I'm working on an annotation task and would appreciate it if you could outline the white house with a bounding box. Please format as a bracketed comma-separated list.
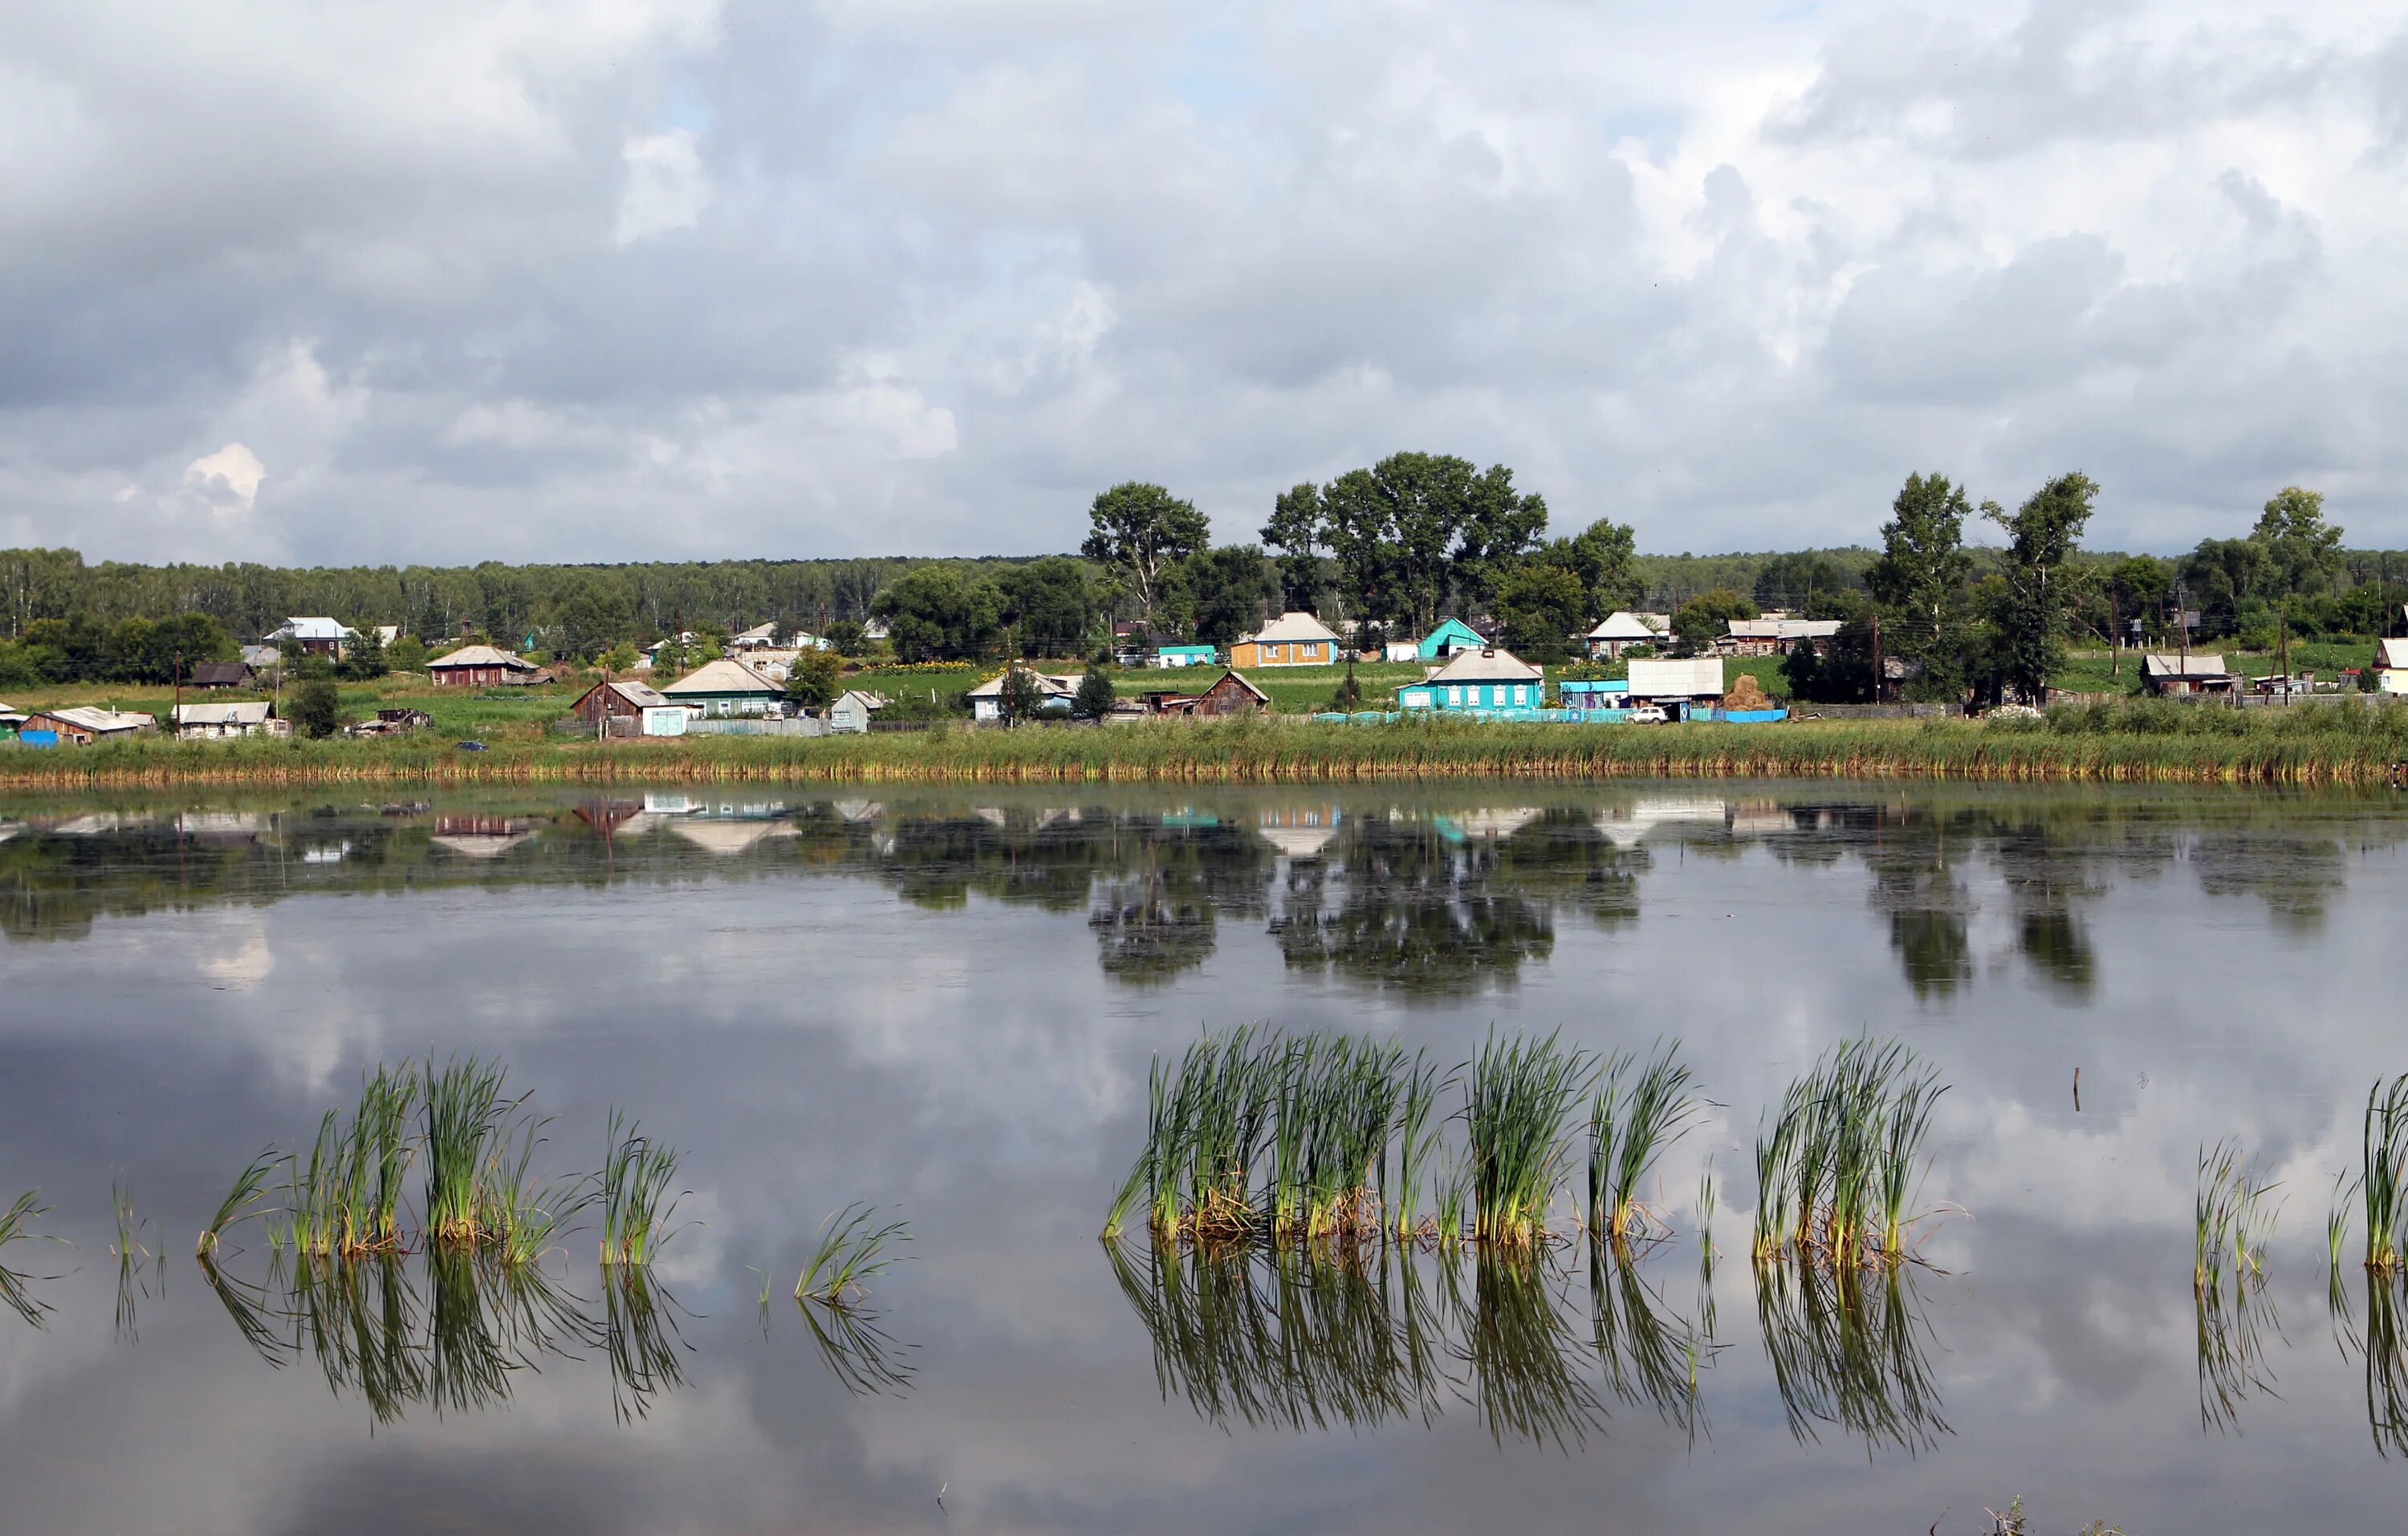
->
[172, 701, 283, 739]
[1586, 611, 1667, 659]
[825, 690, 882, 733]
[2379, 638, 2408, 695]
[1626, 657, 1726, 719]
[264, 617, 360, 657]
[966, 670, 1080, 720]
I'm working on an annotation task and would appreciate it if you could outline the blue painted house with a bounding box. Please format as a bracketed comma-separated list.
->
[1417, 618, 1485, 661]
[1397, 646, 1547, 715]
[1152, 645, 1216, 668]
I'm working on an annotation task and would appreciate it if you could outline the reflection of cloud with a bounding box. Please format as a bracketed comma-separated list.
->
[199, 925, 275, 990]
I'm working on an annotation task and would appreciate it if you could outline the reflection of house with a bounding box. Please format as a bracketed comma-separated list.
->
[1230, 612, 1340, 668]
[176, 811, 271, 841]
[668, 818, 792, 856]
[2141, 654, 2235, 697]
[172, 701, 283, 739]
[1595, 793, 1739, 847]
[2377, 638, 2408, 695]
[22, 707, 157, 744]
[1257, 805, 1342, 859]
[428, 813, 539, 859]
[663, 658, 786, 717]
[1397, 648, 1545, 714]
[265, 617, 359, 657]
[1626, 658, 1725, 719]
[1718, 617, 1842, 658]
[1586, 611, 1666, 660]
[1434, 807, 1543, 842]
[966, 670, 1079, 721]
[428, 645, 539, 688]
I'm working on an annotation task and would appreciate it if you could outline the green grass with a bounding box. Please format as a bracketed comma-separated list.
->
[2346, 1075, 2408, 1273]
[1586, 1041, 1701, 1244]
[1465, 1029, 1590, 1248]
[2194, 1138, 2279, 1294]
[599, 1110, 685, 1265]
[1752, 1038, 1948, 1268]
[794, 1204, 912, 1307]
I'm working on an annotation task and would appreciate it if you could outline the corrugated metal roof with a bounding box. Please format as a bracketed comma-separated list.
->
[1242, 611, 1340, 644]
[966, 670, 1079, 699]
[173, 702, 273, 726]
[1587, 611, 1662, 639]
[428, 645, 534, 670]
[2378, 638, 2408, 669]
[662, 658, 784, 695]
[36, 706, 155, 731]
[269, 617, 358, 641]
[1627, 658, 1725, 696]
[1425, 646, 1543, 683]
[2142, 653, 2227, 677]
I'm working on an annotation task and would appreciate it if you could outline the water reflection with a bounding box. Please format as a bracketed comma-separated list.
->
[1106, 1239, 1719, 1449]
[1753, 1261, 1950, 1455]
[2329, 1272, 2408, 1457]
[194, 1250, 689, 1425]
[3, 784, 2402, 1004]
[2198, 1278, 2284, 1433]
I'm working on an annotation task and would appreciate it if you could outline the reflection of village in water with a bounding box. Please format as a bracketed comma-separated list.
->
[1106, 1237, 1951, 1454]
[0, 787, 2378, 998]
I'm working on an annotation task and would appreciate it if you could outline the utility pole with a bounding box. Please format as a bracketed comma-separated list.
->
[2278, 598, 2289, 694]
[1870, 611, 1883, 705]
[2109, 587, 2120, 678]
[173, 650, 183, 739]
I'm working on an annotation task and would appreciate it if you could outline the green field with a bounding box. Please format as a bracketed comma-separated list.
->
[2046, 642, 2377, 697]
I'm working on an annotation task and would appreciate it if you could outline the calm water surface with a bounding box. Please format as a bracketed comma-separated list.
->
[0, 780, 2402, 1533]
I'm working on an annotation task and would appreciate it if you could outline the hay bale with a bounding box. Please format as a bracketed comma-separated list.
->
[1725, 673, 1772, 711]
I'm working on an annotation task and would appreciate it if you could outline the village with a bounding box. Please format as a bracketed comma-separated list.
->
[3, 603, 2402, 748]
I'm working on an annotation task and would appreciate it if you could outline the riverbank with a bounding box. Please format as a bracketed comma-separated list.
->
[6, 700, 2408, 788]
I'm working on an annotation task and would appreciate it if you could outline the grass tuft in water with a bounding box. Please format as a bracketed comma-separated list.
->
[599, 1110, 685, 1265]
[0, 1190, 58, 1327]
[1753, 1037, 1950, 1269]
[1465, 1029, 1591, 1249]
[1584, 1041, 1700, 1245]
[795, 1204, 912, 1307]
[2194, 1138, 2280, 1295]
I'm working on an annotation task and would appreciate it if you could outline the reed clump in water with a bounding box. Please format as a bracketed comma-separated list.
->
[599, 1110, 685, 1265]
[2341, 1075, 2408, 1274]
[1585, 1041, 1700, 1245]
[0, 1190, 57, 1327]
[1751, 1038, 1948, 1268]
[795, 1204, 911, 1308]
[2194, 1138, 2279, 1294]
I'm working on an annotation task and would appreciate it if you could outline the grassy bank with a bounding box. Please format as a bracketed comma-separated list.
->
[7, 699, 2408, 790]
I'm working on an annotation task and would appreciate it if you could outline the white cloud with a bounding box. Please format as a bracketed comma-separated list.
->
[181, 442, 266, 507]
[615, 128, 711, 243]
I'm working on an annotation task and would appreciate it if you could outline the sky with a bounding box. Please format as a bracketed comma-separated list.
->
[0, 0, 2402, 567]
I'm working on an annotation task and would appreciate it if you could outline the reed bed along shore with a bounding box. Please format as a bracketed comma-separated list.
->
[10, 699, 2408, 791]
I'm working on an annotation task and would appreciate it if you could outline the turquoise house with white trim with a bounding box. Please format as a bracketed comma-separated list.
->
[1397, 646, 1548, 717]
[1417, 618, 1485, 661]
[1152, 645, 1216, 668]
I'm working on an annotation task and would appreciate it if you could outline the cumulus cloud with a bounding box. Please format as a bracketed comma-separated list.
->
[181, 442, 266, 507]
[0, 0, 2403, 563]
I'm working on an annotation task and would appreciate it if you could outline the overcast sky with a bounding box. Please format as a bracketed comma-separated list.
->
[1, 1, 2400, 567]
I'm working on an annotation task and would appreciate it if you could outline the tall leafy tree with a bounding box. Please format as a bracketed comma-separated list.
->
[1320, 467, 1401, 629]
[1080, 483, 1209, 625]
[998, 556, 1096, 658]
[1260, 483, 1326, 612]
[1184, 544, 1275, 647]
[2251, 485, 2344, 598]
[872, 567, 1004, 662]
[1492, 561, 1586, 662]
[1454, 463, 1550, 617]
[1669, 588, 1758, 658]
[1983, 472, 2098, 703]
[1560, 517, 1641, 617]
[1866, 472, 1975, 699]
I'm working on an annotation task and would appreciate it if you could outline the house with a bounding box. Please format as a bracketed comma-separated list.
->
[1230, 612, 1341, 668]
[188, 661, 254, 690]
[375, 707, 432, 731]
[1559, 678, 1633, 715]
[240, 645, 283, 670]
[427, 644, 539, 688]
[0, 703, 25, 737]
[2377, 638, 2408, 695]
[22, 706, 158, 744]
[171, 701, 282, 739]
[571, 678, 673, 727]
[265, 617, 360, 657]
[664, 657, 787, 717]
[1627, 657, 1727, 719]
[1153, 645, 1216, 669]
[825, 690, 882, 734]
[1717, 617, 1845, 658]
[1397, 646, 1547, 714]
[637, 632, 699, 670]
[966, 669, 1080, 720]
[2140, 654, 2235, 697]
[1587, 612, 1667, 659]
[1413, 618, 1487, 662]
[1150, 670, 1270, 717]
[373, 625, 401, 649]
[731, 622, 783, 650]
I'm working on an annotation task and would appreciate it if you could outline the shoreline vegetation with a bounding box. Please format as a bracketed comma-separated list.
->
[8, 699, 2408, 789]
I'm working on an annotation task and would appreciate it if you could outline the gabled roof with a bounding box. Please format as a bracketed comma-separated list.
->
[1242, 611, 1340, 645]
[966, 670, 1079, 699]
[1627, 658, 1726, 697]
[33, 706, 155, 732]
[583, 679, 671, 710]
[189, 661, 252, 686]
[2379, 638, 2408, 669]
[173, 702, 274, 726]
[1588, 611, 1662, 640]
[1425, 646, 1544, 683]
[1422, 618, 1484, 646]
[240, 645, 282, 666]
[269, 617, 359, 641]
[734, 622, 780, 643]
[1207, 669, 1271, 703]
[662, 658, 784, 696]
[1727, 617, 1842, 641]
[2142, 653, 2228, 678]
[428, 644, 535, 671]
[831, 689, 884, 711]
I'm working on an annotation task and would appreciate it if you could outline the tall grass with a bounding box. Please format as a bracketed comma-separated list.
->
[599, 1110, 685, 1265]
[795, 1204, 911, 1307]
[2355, 1076, 2408, 1273]
[2194, 1139, 2280, 1294]
[200, 1147, 277, 1256]
[1585, 1041, 1700, 1244]
[421, 1056, 510, 1248]
[1753, 1038, 1950, 1268]
[1465, 1029, 1590, 1248]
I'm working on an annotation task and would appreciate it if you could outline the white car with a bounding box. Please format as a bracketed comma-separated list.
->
[1627, 705, 1670, 724]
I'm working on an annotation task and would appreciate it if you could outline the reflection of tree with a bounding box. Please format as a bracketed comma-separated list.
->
[1272, 816, 1552, 996]
[1991, 822, 2105, 996]
[2194, 832, 2346, 937]
[1494, 813, 1650, 931]
[1754, 1261, 1950, 1455]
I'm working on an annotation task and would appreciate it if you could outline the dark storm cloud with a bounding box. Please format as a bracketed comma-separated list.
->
[0, 0, 2400, 564]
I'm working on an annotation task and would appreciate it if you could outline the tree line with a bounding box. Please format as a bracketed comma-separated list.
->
[2, 459, 2401, 687]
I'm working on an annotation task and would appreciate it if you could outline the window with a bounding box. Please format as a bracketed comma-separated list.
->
[1447, 687, 1462, 706]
